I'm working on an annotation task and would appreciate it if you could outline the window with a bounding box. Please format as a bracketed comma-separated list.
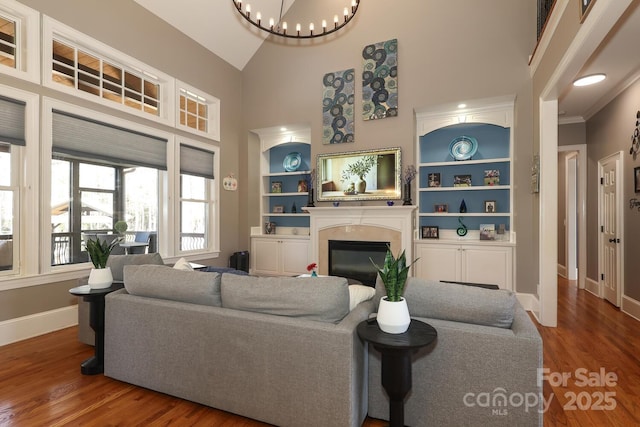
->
[0, 1, 39, 82]
[43, 16, 174, 126]
[0, 93, 26, 274]
[179, 142, 217, 253]
[50, 109, 165, 266]
[177, 81, 220, 141]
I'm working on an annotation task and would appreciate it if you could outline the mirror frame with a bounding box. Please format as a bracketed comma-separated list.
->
[316, 147, 402, 202]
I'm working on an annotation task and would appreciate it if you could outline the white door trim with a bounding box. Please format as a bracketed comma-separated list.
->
[558, 144, 587, 289]
[597, 151, 624, 307]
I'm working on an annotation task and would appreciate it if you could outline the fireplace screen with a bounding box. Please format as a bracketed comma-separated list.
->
[328, 240, 389, 286]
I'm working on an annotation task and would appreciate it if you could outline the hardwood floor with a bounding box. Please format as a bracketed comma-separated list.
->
[0, 277, 638, 426]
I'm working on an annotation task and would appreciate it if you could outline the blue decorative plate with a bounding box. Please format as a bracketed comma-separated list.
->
[449, 136, 478, 161]
[283, 152, 302, 172]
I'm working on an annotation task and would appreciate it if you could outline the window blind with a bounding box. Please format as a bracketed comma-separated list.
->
[0, 95, 26, 146]
[52, 109, 167, 170]
[180, 144, 215, 179]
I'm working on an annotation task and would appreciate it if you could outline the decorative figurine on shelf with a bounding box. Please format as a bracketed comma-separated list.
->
[456, 217, 468, 237]
[459, 199, 467, 213]
[292, 202, 297, 213]
[402, 165, 417, 205]
[307, 262, 318, 277]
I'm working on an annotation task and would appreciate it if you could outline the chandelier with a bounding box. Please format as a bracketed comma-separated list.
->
[232, 0, 360, 39]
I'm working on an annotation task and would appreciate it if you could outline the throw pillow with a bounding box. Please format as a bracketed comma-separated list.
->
[173, 257, 194, 271]
[123, 264, 222, 307]
[349, 285, 376, 311]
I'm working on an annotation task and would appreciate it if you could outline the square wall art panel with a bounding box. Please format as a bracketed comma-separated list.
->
[322, 68, 355, 144]
[362, 38, 398, 121]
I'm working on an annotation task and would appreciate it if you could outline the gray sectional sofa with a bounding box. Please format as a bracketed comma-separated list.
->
[101, 266, 542, 427]
[104, 267, 374, 427]
[368, 277, 543, 426]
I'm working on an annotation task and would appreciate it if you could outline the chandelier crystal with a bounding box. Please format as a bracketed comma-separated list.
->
[232, 0, 360, 39]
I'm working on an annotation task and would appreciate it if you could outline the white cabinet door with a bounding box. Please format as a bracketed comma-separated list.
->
[251, 238, 280, 275]
[413, 242, 513, 290]
[280, 239, 310, 276]
[461, 245, 513, 290]
[414, 243, 461, 282]
[251, 237, 310, 276]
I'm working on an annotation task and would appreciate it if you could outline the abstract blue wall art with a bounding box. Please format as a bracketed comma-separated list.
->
[362, 38, 398, 121]
[322, 68, 355, 144]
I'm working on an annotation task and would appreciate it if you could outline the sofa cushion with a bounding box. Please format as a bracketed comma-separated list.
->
[107, 253, 164, 282]
[123, 264, 222, 307]
[221, 274, 350, 323]
[402, 278, 516, 329]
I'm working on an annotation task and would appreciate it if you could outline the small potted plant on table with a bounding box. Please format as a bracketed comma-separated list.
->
[86, 236, 121, 289]
[371, 247, 417, 334]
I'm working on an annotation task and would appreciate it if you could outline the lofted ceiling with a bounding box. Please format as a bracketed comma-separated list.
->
[134, 0, 640, 122]
[133, 0, 296, 71]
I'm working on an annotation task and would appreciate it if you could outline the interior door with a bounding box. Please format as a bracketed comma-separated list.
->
[599, 154, 621, 306]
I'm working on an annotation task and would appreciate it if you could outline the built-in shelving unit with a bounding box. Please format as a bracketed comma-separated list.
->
[413, 96, 516, 289]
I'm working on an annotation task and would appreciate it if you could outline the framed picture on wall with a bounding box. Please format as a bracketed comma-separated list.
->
[635, 166, 640, 193]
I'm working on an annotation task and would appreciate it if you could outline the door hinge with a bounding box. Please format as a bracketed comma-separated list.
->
[600, 177, 604, 185]
[601, 273, 605, 281]
[601, 225, 604, 232]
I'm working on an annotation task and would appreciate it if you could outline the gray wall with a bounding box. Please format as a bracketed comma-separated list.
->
[585, 78, 640, 301]
[241, 0, 538, 294]
[0, 0, 243, 321]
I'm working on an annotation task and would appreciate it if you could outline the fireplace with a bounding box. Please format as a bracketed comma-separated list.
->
[329, 240, 389, 286]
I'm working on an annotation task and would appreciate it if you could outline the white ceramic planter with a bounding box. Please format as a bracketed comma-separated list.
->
[88, 267, 113, 289]
[376, 297, 410, 334]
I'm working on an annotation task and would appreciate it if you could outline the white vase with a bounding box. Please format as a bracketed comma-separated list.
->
[88, 267, 113, 289]
[376, 296, 411, 334]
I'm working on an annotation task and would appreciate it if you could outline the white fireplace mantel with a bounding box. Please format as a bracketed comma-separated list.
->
[304, 206, 416, 270]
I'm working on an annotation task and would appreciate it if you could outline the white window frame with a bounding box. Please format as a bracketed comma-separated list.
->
[175, 137, 220, 257]
[0, 84, 39, 290]
[41, 16, 175, 127]
[176, 80, 220, 141]
[40, 97, 176, 275]
[0, 0, 40, 83]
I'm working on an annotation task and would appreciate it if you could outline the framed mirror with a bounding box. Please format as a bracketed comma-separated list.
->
[317, 147, 402, 201]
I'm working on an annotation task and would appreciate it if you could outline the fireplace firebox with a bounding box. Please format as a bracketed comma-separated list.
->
[328, 240, 389, 287]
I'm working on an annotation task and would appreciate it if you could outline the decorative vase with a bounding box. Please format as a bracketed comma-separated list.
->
[403, 183, 412, 205]
[307, 189, 315, 207]
[356, 177, 366, 194]
[88, 267, 113, 289]
[311, 270, 318, 277]
[376, 297, 411, 334]
[459, 199, 467, 213]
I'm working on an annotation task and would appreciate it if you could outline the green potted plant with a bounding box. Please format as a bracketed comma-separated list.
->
[86, 236, 121, 289]
[371, 246, 418, 333]
[341, 155, 378, 194]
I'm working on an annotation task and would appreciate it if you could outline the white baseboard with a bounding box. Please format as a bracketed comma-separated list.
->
[557, 263, 567, 278]
[585, 277, 599, 296]
[0, 305, 78, 347]
[622, 295, 640, 322]
[517, 292, 540, 313]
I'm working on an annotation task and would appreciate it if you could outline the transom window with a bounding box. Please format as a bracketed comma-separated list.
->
[0, 15, 16, 70]
[52, 39, 160, 116]
[180, 89, 208, 133]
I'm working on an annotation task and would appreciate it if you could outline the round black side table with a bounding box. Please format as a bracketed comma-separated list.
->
[358, 319, 437, 427]
[69, 283, 123, 375]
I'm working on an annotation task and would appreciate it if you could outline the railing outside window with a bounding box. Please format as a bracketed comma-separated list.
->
[537, 0, 556, 40]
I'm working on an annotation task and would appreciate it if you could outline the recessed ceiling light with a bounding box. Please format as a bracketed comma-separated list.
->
[280, 127, 288, 131]
[573, 73, 606, 87]
[457, 103, 467, 109]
